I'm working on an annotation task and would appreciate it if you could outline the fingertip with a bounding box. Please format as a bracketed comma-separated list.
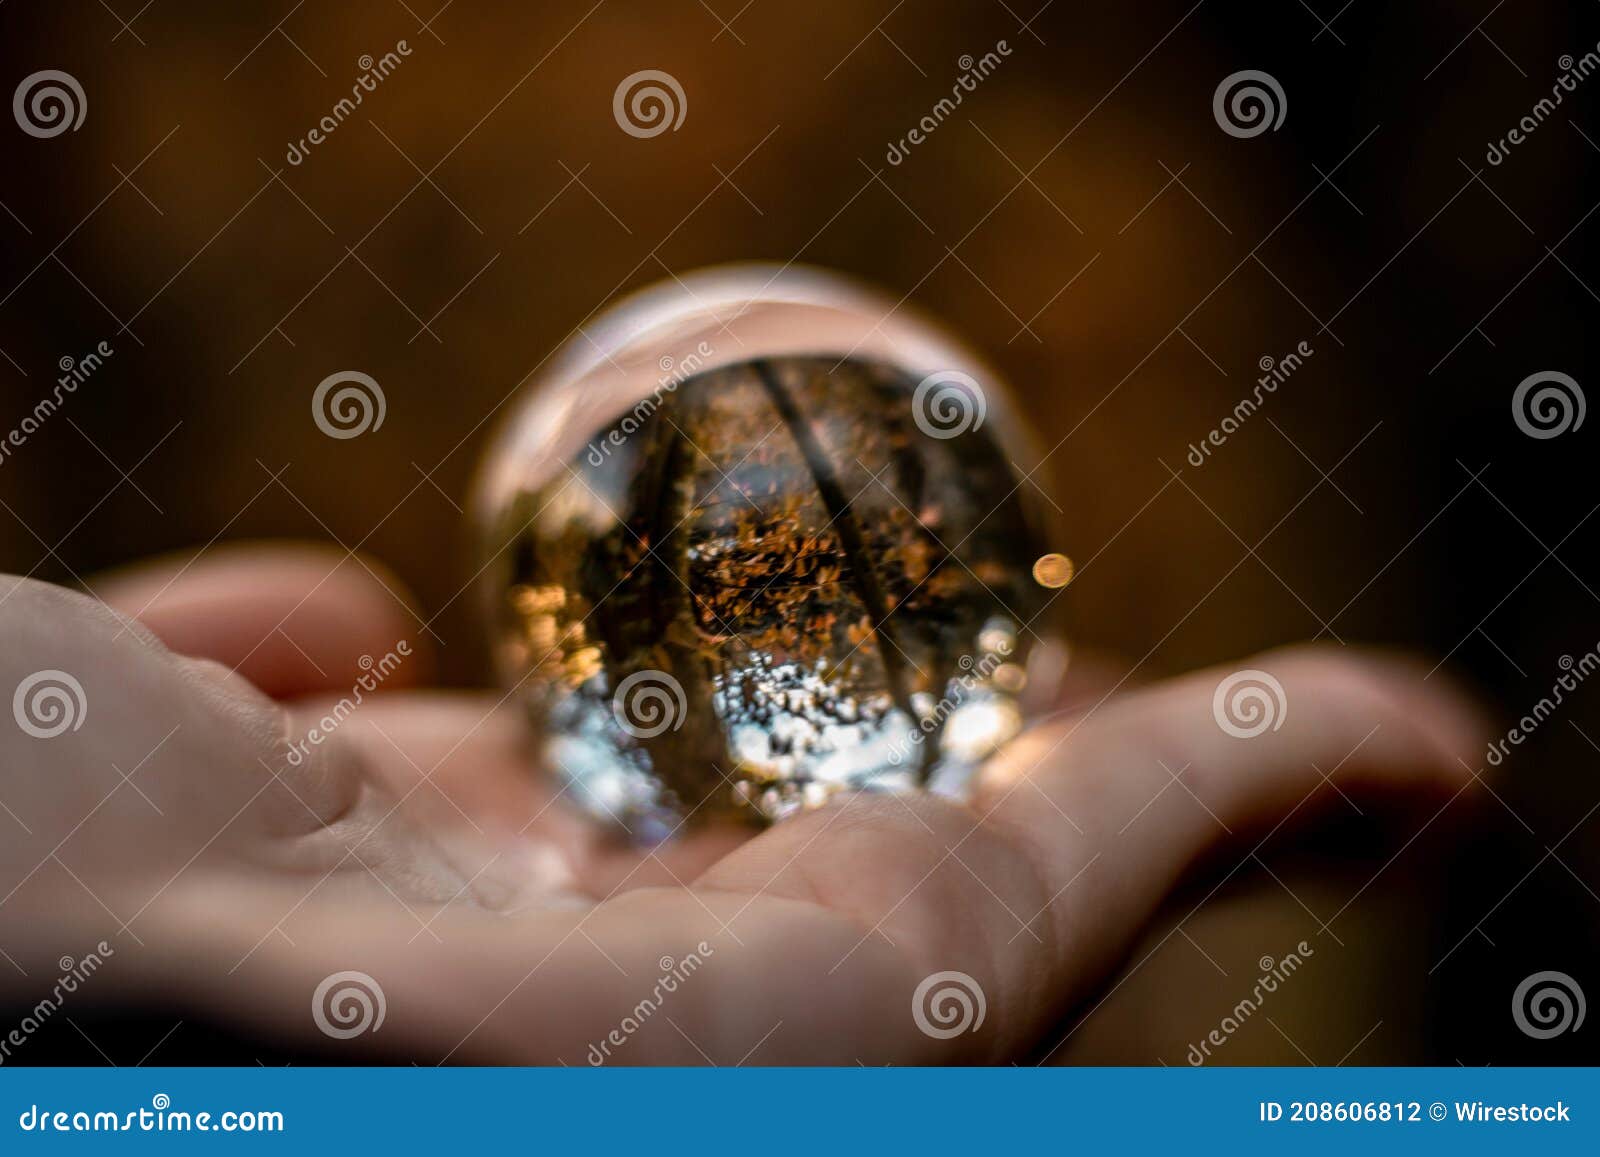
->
[95, 540, 433, 698]
[1240, 644, 1491, 789]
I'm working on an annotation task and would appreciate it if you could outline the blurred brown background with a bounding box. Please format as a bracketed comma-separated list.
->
[2, 1, 1597, 1064]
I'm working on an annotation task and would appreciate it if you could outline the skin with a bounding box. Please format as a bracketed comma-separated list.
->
[0, 543, 1487, 1064]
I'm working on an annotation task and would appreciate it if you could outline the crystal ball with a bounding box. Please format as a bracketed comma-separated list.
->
[472, 265, 1068, 838]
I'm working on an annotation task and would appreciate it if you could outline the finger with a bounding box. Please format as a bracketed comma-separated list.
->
[971, 647, 1484, 995]
[94, 541, 431, 699]
[0, 575, 369, 882]
[0, 575, 452, 1023]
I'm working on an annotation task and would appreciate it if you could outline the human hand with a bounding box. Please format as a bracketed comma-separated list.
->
[0, 544, 1486, 1064]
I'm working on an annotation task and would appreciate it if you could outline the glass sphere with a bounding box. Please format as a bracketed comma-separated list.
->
[472, 264, 1068, 839]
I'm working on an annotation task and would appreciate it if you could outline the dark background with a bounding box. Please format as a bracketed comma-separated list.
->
[1, 1, 1595, 1064]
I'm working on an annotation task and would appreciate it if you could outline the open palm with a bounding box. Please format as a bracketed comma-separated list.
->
[0, 544, 1484, 1064]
